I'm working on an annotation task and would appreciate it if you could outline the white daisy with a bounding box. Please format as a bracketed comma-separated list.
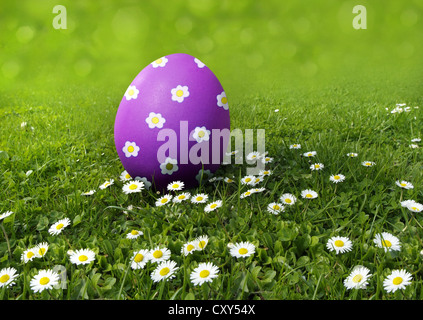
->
[145, 112, 166, 129]
[224, 177, 235, 183]
[151, 260, 178, 282]
[346, 153, 358, 157]
[250, 176, 264, 186]
[261, 156, 273, 164]
[289, 144, 301, 149]
[329, 174, 345, 183]
[192, 126, 211, 143]
[120, 170, 132, 182]
[35, 242, 49, 258]
[81, 190, 96, 196]
[240, 175, 255, 185]
[310, 163, 324, 171]
[155, 194, 173, 207]
[122, 141, 140, 158]
[134, 177, 152, 190]
[406, 201, 423, 213]
[240, 190, 254, 199]
[194, 235, 209, 251]
[122, 180, 144, 194]
[194, 57, 205, 68]
[252, 187, 266, 193]
[0, 211, 13, 221]
[0, 267, 18, 288]
[131, 249, 150, 270]
[151, 56, 168, 68]
[171, 85, 189, 103]
[344, 266, 372, 290]
[167, 180, 185, 191]
[259, 170, 272, 177]
[48, 218, 71, 236]
[190, 262, 219, 286]
[204, 200, 223, 213]
[395, 180, 414, 190]
[21, 247, 37, 263]
[150, 247, 171, 263]
[124, 85, 139, 100]
[383, 269, 413, 293]
[230, 241, 256, 258]
[99, 179, 114, 189]
[246, 152, 260, 161]
[172, 192, 191, 203]
[411, 138, 421, 142]
[181, 241, 197, 256]
[303, 151, 316, 157]
[301, 189, 318, 199]
[216, 91, 229, 110]
[279, 193, 297, 206]
[400, 199, 417, 208]
[69, 248, 96, 265]
[30, 269, 60, 293]
[160, 157, 178, 175]
[326, 236, 353, 254]
[267, 202, 285, 215]
[126, 229, 143, 239]
[373, 232, 401, 252]
[191, 193, 208, 204]
[410, 144, 419, 149]
[362, 161, 375, 167]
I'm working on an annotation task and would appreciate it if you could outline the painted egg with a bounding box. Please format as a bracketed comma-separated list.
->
[114, 53, 231, 192]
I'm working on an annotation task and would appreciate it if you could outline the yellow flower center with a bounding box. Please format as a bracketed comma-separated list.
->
[155, 58, 163, 64]
[263, 171, 269, 175]
[393, 277, 403, 285]
[285, 199, 292, 203]
[411, 207, 418, 211]
[334, 175, 340, 180]
[56, 223, 64, 230]
[352, 274, 363, 283]
[172, 184, 179, 189]
[245, 192, 251, 196]
[245, 178, 251, 182]
[125, 173, 131, 179]
[151, 117, 159, 124]
[334, 240, 344, 247]
[153, 250, 163, 259]
[127, 145, 135, 153]
[198, 130, 205, 138]
[159, 267, 170, 276]
[176, 89, 184, 97]
[196, 196, 203, 201]
[166, 163, 173, 170]
[306, 194, 313, 198]
[198, 241, 207, 249]
[239, 248, 248, 255]
[134, 253, 144, 263]
[161, 198, 168, 204]
[27, 251, 34, 259]
[129, 184, 138, 190]
[130, 230, 139, 235]
[210, 204, 217, 209]
[315, 164, 320, 168]
[273, 205, 280, 210]
[0, 274, 10, 283]
[186, 244, 195, 251]
[178, 195, 186, 200]
[128, 89, 134, 96]
[38, 248, 46, 256]
[199, 270, 210, 278]
[381, 240, 392, 247]
[79, 255, 88, 262]
[221, 97, 228, 104]
[366, 162, 371, 166]
[400, 183, 407, 187]
[39, 277, 50, 285]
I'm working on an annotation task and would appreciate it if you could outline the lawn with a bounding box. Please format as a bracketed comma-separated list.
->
[1, 0, 423, 301]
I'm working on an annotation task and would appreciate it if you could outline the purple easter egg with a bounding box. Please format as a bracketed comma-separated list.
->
[114, 53, 231, 192]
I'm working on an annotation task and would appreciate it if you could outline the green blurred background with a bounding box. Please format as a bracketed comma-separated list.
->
[1, 0, 422, 102]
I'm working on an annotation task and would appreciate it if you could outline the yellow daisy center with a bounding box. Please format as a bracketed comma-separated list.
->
[172, 184, 179, 189]
[381, 240, 392, 247]
[393, 277, 403, 285]
[366, 162, 371, 166]
[130, 230, 139, 235]
[315, 164, 320, 168]
[198, 241, 207, 249]
[178, 195, 186, 200]
[239, 248, 248, 255]
[352, 274, 363, 283]
[134, 253, 144, 263]
[186, 244, 195, 251]
[129, 184, 138, 190]
[155, 58, 163, 64]
[127, 145, 135, 153]
[273, 205, 280, 210]
[27, 251, 34, 259]
[125, 173, 131, 179]
[128, 89, 134, 96]
[39, 277, 50, 285]
[56, 223, 64, 230]
[198, 130, 205, 138]
[245, 178, 251, 182]
[196, 196, 203, 201]
[245, 192, 251, 196]
[263, 171, 269, 175]
[199, 270, 210, 278]
[79, 255, 88, 262]
[38, 248, 46, 256]
[334, 175, 340, 180]
[176, 89, 184, 97]
[161, 198, 168, 204]
[159, 267, 170, 276]
[153, 250, 163, 259]
[411, 207, 418, 211]
[334, 240, 344, 247]
[285, 199, 292, 204]
[0, 274, 10, 283]
[151, 117, 160, 124]
[306, 194, 313, 198]
[210, 204, 217, 209]
[400, 183, 407, 186]
[221, 97, 228, 104]
[166, 163, 173, 170]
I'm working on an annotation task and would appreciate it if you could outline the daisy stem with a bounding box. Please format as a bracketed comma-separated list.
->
[0, 223, 11, 259]
[216, 210, 232, 242]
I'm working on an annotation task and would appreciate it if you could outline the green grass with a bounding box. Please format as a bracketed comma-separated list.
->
[1, 0, 423, 301]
